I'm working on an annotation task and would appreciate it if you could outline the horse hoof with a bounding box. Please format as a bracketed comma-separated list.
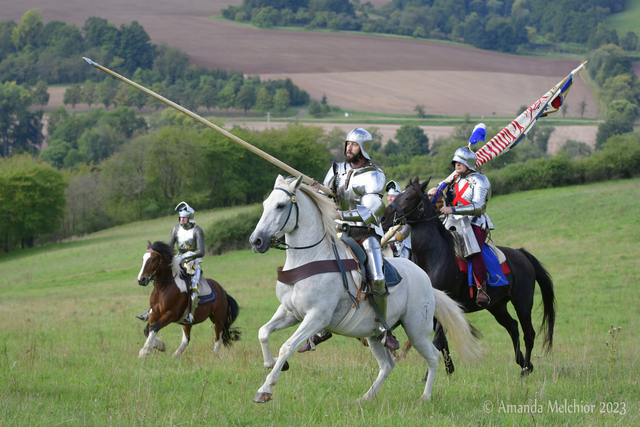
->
[138, 351, 149, 358]
[155, 341, 166, 352]
[520, 366, 533, 376]
[419, 394, 431, 402]
[281, 361, 290, 372]
[172, 352, 181, 359]
[253, 392, 272, 403]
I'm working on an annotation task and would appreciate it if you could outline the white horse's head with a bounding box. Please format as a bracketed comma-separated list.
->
[250, 175, 338, 253]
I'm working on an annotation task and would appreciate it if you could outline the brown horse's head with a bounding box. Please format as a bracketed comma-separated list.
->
[138, 241, 175, 286]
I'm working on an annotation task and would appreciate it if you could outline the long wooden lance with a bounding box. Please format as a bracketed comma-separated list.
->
[82, 57, 335, 196]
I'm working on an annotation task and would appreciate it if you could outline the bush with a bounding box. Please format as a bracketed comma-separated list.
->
[205, 206, 263, 255]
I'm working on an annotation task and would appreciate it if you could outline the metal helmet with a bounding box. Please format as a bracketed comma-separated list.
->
[345, 127, 372, 160]
[452, 146, 478, 171]
[385, 180, 401, 196]
[175, 201, 195, 221]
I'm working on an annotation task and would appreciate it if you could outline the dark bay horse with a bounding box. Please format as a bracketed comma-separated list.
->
[137, 241, 240, 358]
[380, 178, 555, 376]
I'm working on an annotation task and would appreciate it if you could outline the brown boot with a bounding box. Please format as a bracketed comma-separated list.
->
[298, 332, 333, 353]
[476, 282, 490, 306]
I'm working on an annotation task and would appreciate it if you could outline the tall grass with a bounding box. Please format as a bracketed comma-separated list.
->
[0, 179, 638, 425]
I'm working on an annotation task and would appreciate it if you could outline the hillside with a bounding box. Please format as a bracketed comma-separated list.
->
[0, 178, 638, 424]
[1, 2, 597, 117]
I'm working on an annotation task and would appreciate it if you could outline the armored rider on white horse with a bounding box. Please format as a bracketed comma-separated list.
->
[306, 127, 399, 351]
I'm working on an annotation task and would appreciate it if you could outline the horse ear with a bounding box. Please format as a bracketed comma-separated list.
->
[293, 175, 303, 191]
[421, 177, 431, 191]
[147, 240, 151, 249]
[275, 174, 285, 187]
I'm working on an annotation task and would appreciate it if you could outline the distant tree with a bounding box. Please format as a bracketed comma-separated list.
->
[414, 104, 426, 118]
[217, 85, 236, 111]
[113, 83, 133, 108]
[45, 107, 69, 141]
[82, 80, 97, 108]
[147, 83, 167, 111]
[321, 94, 327, 105]
[577, 100, 587, 118]
[0, 21, 17, 61]
[588, 23, 619, 50]
[620, 31, 638, 51]
[11, 8, 43, 50]
[236, 84, 256, 113]
[273, 88, 291, 113]
[39, 139, 73, 168]
[0, 81, 43, 157]
[32, 80, 49, 108]
[118, 21, 154, 74]
[394, 124, 429, 156]
[82, 16, 119, 51]
[309, 101, 322, 116]
[320, 103, 330, 114]
[0, 154, 66, 251]
[596, 99, 638, 149]
[255, 87, 273, 111]
[153, 43, 189, 84]
[197, 85, 217, 112]
[561, 102, 568, 118]
[63, 84, 83, 110]
[98, 79, 118, 109]
[559, 140, 591, 159]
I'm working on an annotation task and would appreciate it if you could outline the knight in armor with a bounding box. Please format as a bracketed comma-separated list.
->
[427, 128, 493, 305]
[384, 180, 412, 260]
[135, 202, 206, 324]
[305, 128, 400, 351]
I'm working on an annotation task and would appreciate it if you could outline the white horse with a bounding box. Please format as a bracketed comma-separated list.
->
[249, 175, 483, 403]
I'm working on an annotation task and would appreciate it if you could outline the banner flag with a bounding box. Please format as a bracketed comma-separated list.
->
[475, 61, 588, 167]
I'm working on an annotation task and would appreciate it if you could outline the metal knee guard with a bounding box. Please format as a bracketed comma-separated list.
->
[362, 236, 386, 295]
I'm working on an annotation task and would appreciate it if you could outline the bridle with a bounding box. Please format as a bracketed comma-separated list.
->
[269, 187, 326, 251]
[390, 182, 441, 226]
[143, 249, 174, 283]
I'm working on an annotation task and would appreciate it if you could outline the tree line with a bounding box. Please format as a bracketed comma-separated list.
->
[0, 9, 310, 113]
[221, 0, 638, 54]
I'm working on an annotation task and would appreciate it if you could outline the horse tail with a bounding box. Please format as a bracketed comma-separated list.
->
[433, 289, 484, 363]
[519, 248, 556, 353]
[222, 293, 241, 347]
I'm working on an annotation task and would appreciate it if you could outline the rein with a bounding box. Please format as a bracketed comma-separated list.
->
[269, 187, 326, 251]
[392, 184, 441, 226]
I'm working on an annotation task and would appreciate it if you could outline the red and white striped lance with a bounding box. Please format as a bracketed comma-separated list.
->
[475, 61, 588, 167]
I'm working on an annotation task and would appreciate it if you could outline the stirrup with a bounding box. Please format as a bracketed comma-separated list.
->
[378, 330, 400, 351]
[475, 288, 490, 306]
[183, 313, 194, 325]
[298, 332, 333, 353]
[135, 308, 151, 322]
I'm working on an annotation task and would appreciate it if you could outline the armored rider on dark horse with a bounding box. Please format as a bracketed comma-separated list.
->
[427, 127, 493, 306]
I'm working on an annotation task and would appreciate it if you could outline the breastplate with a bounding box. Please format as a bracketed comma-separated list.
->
[177, 226, 197, 253]
[334, 165, 383, 211]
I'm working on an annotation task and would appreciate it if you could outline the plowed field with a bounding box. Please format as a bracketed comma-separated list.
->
[4, 1, 598, 117]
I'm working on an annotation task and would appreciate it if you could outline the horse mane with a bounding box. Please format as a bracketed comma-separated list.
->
[281, 177, 339, 240]
[149, 241, 183, 277]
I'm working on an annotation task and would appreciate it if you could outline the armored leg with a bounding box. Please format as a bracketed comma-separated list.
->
[362, 236, 399, 351]
[185, 265, 201, 324]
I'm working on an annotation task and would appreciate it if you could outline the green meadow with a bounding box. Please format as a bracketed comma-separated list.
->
[0, 179, 638, 426]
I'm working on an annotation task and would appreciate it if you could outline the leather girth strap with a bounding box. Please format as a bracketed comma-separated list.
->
[277, 259, 359, 285]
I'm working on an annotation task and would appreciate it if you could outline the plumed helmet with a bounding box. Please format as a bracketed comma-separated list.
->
[452, 147, 478, 171]
[468, 123, 487, 146]
[385, 180, 401, 196]
[345, 127, 372, 160]
[175, 201, 195, 220]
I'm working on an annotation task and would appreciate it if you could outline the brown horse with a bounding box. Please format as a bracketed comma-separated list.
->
[137, 241, 240, 358]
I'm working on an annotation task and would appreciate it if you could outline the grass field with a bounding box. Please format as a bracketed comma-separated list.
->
[606, 0, 640, 38]
[1, 179, 639, 426]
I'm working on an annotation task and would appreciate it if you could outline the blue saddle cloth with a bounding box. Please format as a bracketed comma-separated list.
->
[383, 260, 403, 287]
[468, 245, 509, 288]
